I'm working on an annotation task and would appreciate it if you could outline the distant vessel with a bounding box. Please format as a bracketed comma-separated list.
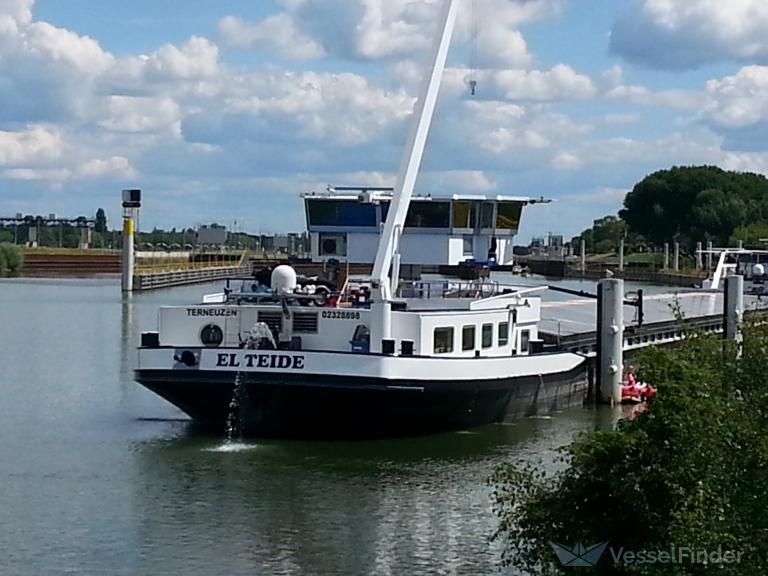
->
[134, 0, 588, 437]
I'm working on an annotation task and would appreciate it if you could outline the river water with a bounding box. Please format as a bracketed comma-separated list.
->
[0, 278, 620, 575]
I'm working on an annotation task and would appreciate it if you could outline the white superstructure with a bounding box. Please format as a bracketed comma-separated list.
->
[304, 187, 547, 266]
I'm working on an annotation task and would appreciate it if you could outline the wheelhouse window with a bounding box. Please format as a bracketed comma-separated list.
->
[498, 322, 509, 346]
[306, 199, 377, 228]
[496, 202, 522, 230]
[452, 201, 471, 228]
[519, 329, 530, 353]
[482, 323, 493, 348]
[462, 325, 475, 351]
[479, 202, 495, 229]
[433, 327, 454, 354]
[405, 201, 451, 228]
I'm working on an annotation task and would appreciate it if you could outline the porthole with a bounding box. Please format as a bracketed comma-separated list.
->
[200, 323, 224, 347]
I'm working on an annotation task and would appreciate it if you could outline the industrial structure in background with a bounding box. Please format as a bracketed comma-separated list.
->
[0, 214, 95, 248]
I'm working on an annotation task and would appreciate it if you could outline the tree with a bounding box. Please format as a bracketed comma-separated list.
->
[0, 243, 23, 276]
[620, 166, 768, 246]
[571, 216, 630, 254]
[730, 223, 768, 248]
[95, 208, 108, 234]
[490, 323, 768, 575]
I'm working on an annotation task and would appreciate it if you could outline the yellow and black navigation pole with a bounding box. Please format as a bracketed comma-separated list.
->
[121, 189, 141, 292]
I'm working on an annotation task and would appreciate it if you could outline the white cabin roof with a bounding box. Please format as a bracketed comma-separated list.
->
[301, 188, 546, 204]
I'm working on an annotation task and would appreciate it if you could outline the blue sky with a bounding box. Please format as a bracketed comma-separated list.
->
[2, 0, 768, 240]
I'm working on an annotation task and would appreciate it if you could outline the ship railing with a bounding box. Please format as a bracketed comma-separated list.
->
[398, 279, 540, 300]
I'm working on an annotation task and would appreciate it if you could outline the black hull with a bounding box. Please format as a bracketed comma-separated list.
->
[136, 366, 588, 438]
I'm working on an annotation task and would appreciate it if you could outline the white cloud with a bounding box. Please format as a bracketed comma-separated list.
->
[607, 84, 707, 110]
[79, 156, 138, 179]
[218, 14, 324, 60]
[143, 36, 220, 80]
[551, 152, 582, 170]
[720, 151, 768, 174]
[493, 64, 597, 101]
[4, 155, 138, 182]
[98, 96, 181, 134]
[601, 64, 624, 87]
[456, 100, 592, 157]
[217, 0, 560, 64]
[703, 65, 768, 127]
[0, 125, 64, 165]
[610, 0, 768, 69]
[0, 0, 33, 25]
[4, 167, 71, 181]
[24, 21, 113, 74]
[210, 70, 415, 146]
[426, 170, 498, 192]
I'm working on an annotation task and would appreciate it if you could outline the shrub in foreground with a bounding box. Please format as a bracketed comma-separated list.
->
[491, 325, 768, 575]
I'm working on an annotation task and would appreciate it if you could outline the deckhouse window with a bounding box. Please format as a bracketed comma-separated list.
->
[433, 327, 454, 354]
[462, 325, 475, 351]
[498, 322, 509, 346]
[482, 323, 493, 348]
[520, 329, 530, 353]
[462, 235, 474, 255]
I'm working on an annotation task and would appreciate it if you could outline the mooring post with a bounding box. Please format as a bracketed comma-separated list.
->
[724, 274, 744, 343]
[122, 214, 134, 292]
[580, 238, 586, 276]
[663, 242, 669, 269]
[706, 240, 713, 271]
[696, 241, 703, 269]
[673, 242, 680, 271]
[619, 238, 625, 272]
[121, 189, 141, 293]
[598, 278, 624, 404]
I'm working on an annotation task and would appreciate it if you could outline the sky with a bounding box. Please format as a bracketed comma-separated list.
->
[1, 0, 768, 240]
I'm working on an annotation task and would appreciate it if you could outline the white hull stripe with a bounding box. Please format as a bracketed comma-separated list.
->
[138, 348, 586, 382]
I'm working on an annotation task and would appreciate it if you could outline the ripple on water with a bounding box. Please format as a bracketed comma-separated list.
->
[202, 441, 260, 453]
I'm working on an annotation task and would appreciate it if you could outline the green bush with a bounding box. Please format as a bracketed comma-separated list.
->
[0, 243, 23, 276]
[490, 323, 768, 575]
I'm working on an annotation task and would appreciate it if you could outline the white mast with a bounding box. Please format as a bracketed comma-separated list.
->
[371, 0, 459, 301]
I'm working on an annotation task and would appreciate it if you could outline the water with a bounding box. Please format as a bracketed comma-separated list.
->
[0, 278, 611, 576]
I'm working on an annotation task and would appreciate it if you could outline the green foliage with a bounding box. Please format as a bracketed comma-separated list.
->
[0, 242, 23, 276]
[730, 223, 768, 249]
[572, 215, 625, 253]
[94, 208, 107, 234]
[620, 166, 768, 246]
[490, 323, 768, 575]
